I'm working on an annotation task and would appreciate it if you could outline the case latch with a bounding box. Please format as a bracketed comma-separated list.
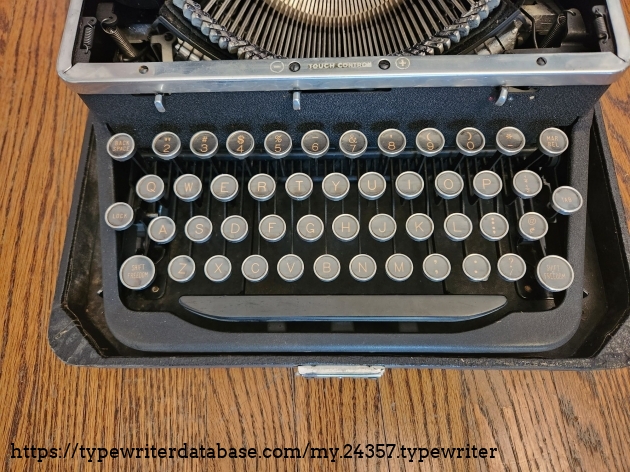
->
[297, 365, 385, 379]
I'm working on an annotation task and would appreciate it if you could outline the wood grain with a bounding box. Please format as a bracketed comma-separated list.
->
[1, 0, 630, 470]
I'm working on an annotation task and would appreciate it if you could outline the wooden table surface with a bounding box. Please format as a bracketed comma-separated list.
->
[2, 1, 630, 470]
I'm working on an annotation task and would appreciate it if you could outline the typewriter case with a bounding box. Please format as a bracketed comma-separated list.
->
[51, 0, 630, 368]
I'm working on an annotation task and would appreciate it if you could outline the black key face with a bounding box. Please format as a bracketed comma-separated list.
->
[119, 255, 155, 290]
[536, 255, 574, 292]
[301, 130, 329, 158]
[174, 174, 203, 202]
[497, 253, 527, 282]
[259, 215, 286, 242]
[313, 255, 340, 282]
[444, 213, 472, 241]
[285, 173, 313, 201]
[462, 254, 491, 282]
[369, 214, 397, 242]
[264, 130, 292, 158]
[297, 214, 324, 242]
[456, 127, 485, 156]
[136, 174, 165, 202]
[242, 255, 269, 282]
[211, 174, 239, 202]
[148, 216, 176, 244]
[496, 127, 525, 156]
[385, 254, 413, 282]
[512, 170, 542, 199]
[277, 254, 304, 282]
[104, 202, 134, 231]
[204, 255, 232, 283]
[423, 254, 451, 282]
[152, 132, 181, 159]
[185, 216, 212, 243]
[349, 254, 377, 282]
[168, 255, 196, 283]
[435, 171, 464, 199]
[539, 127, 569, 157]
[226, 131, 255, 158]
[339, 130, 368, 158]
[479, 212, 509, 241]
[332, 214, 360, 242]
[221, 215, 248, 243]
[395, 171, 424, 200]
[551, 186, 583, 215]
[518, 212, 548, 241]
[415, 128, 445, 157]
[190, 131, 218, 158]
[107, 133, 135, 161]
[473, 170, 502, 199]
[377, 129, 406, 157]
[248, 173, 276, 201]
[358, 172, 386, 200]
[405, 213, 434, 241]
[322, 173, 350, 201]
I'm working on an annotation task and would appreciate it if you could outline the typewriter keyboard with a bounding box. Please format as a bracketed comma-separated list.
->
[104, 126, 582, 322]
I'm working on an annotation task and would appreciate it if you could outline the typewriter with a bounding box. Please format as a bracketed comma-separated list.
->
[51, 0, 630, 366]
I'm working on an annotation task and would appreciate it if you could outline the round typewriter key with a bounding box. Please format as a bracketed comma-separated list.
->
[259, 214, 286, 242]
[104, 202, 134, 231]
[551, 186, 583, 215]
[148, 216, 176, 244]
[536, 255, 574, 292]
[119, 255, 155, 291]
[285, 172, 313, 201]
[152, 131, 181, 160]
[248, 173, 276, 201]
[313, 254, 341, 282]
[423, 253, 451, 282]
[378, 129, 406, 157]
[226, 130, 255, 159]
[339, 130, 368, 158]
[211, 174, 239, 202]
[473, 170, 503, 199]
[519, 212, 548, 241]
[332, 214, 360, 242]
[435, 170, 464, 199]
[190, 130, 218, 158]
[136, 174, 165, 203]
[168, 255, 196, 283]
[358, 172, 386, 200]
[456, 127, 485, 156]
[173, 174, 203, 202]
[497, 253, 527, 282]
[539, 127, 569, 157]
[185, 216, 213, 243]
[405, 213, 434, 241]
[479, 212, 509, 241]
[204, 255, 232, 283]
[369, 214, 397, 242]
[277, 254, 304, 282]
[385, 253, 413, 282]
[496, 127, 526, 156]
[395, 171, 424, 200]
[349, 254, 377, 282]
[264, 130, 292, 159]
[221, 215, 248, 243]
[107, 133, 135, 161]
[296, 214, 324, 242]
[416, 128, 445, 157]
[301, 130, 329, 158]
[444, 213, 472, 241]
[462, 253, 491, 282]
[242, 255, 269, 282]
[322, 173, 350, 201]
[512, 170, 543, 199]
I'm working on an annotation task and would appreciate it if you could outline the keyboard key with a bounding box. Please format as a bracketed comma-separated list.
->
[185, 215, 213, 243]
[518, 212, 548, 241]
[322, 173, 350, 201]
[148, 216, 176, 244]
[301, 130, 329, 158]
[536, 255, 574, 292]
[415, 128, 445, 157]
[435, 170, 464, 199]
[551, 186, 583, 215]
[297, 214, 324, 242]
[385, 253, 413, 282]
[369, 214, 397, 242]
[226, 130, 255, 159]
[221, 215, 248, 242]
[152, 131, 181, 160]
[264, 130, 292, 159]
[378, 128, 406, 157]
[479, 212, 509, 241]
[423, 253, 451, 282]
[497, 253, 527, 282]
[539, 127, 569, 157]
[189, 130, 218, 158]
[512, 170, 543, 199]
[444, 213, 472, 241]
[462, 253, 491, 282]
[173, 174, 203, 202]
[259, 214, 286, 242]
[456, 127, 485, 156]
[313, 254, 341, 282]
[349, 254, 377, 282]
[211, 174, 239, 202]
[473, 170, 502, 199]
[242, 254, 269, 282]
[405, 213, 434, 241]
[332, 214, 360, 242]
[285, 172, 313, 201]
[107, 133, 135, 161]
[358, 171, 386, 200]
[204, 255, 232, 283]
[248, 173, 276, 201]
[136, 174, 165, 202]
[168, 255, 196, 283]
[119, 255, 155, 290]
[339, 130, 368, 158]
[277, 254, 304, 282]
[395, 171, 424, 200]
[495, 126, 526, 156]
[104, 202, 134, 231]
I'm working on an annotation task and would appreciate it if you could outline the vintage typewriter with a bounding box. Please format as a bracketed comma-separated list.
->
[51, 0, 630, 368]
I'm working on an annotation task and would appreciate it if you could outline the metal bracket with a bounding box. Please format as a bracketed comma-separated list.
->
[292, 91, 301, 111]
[154, 93, 166, 113]
[495, 86, 509, 106]
[297, 365, 385, 379]
[150, 33, 176, 62]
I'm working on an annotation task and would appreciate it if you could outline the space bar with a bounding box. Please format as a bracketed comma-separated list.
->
[179, 295, 507, 322]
